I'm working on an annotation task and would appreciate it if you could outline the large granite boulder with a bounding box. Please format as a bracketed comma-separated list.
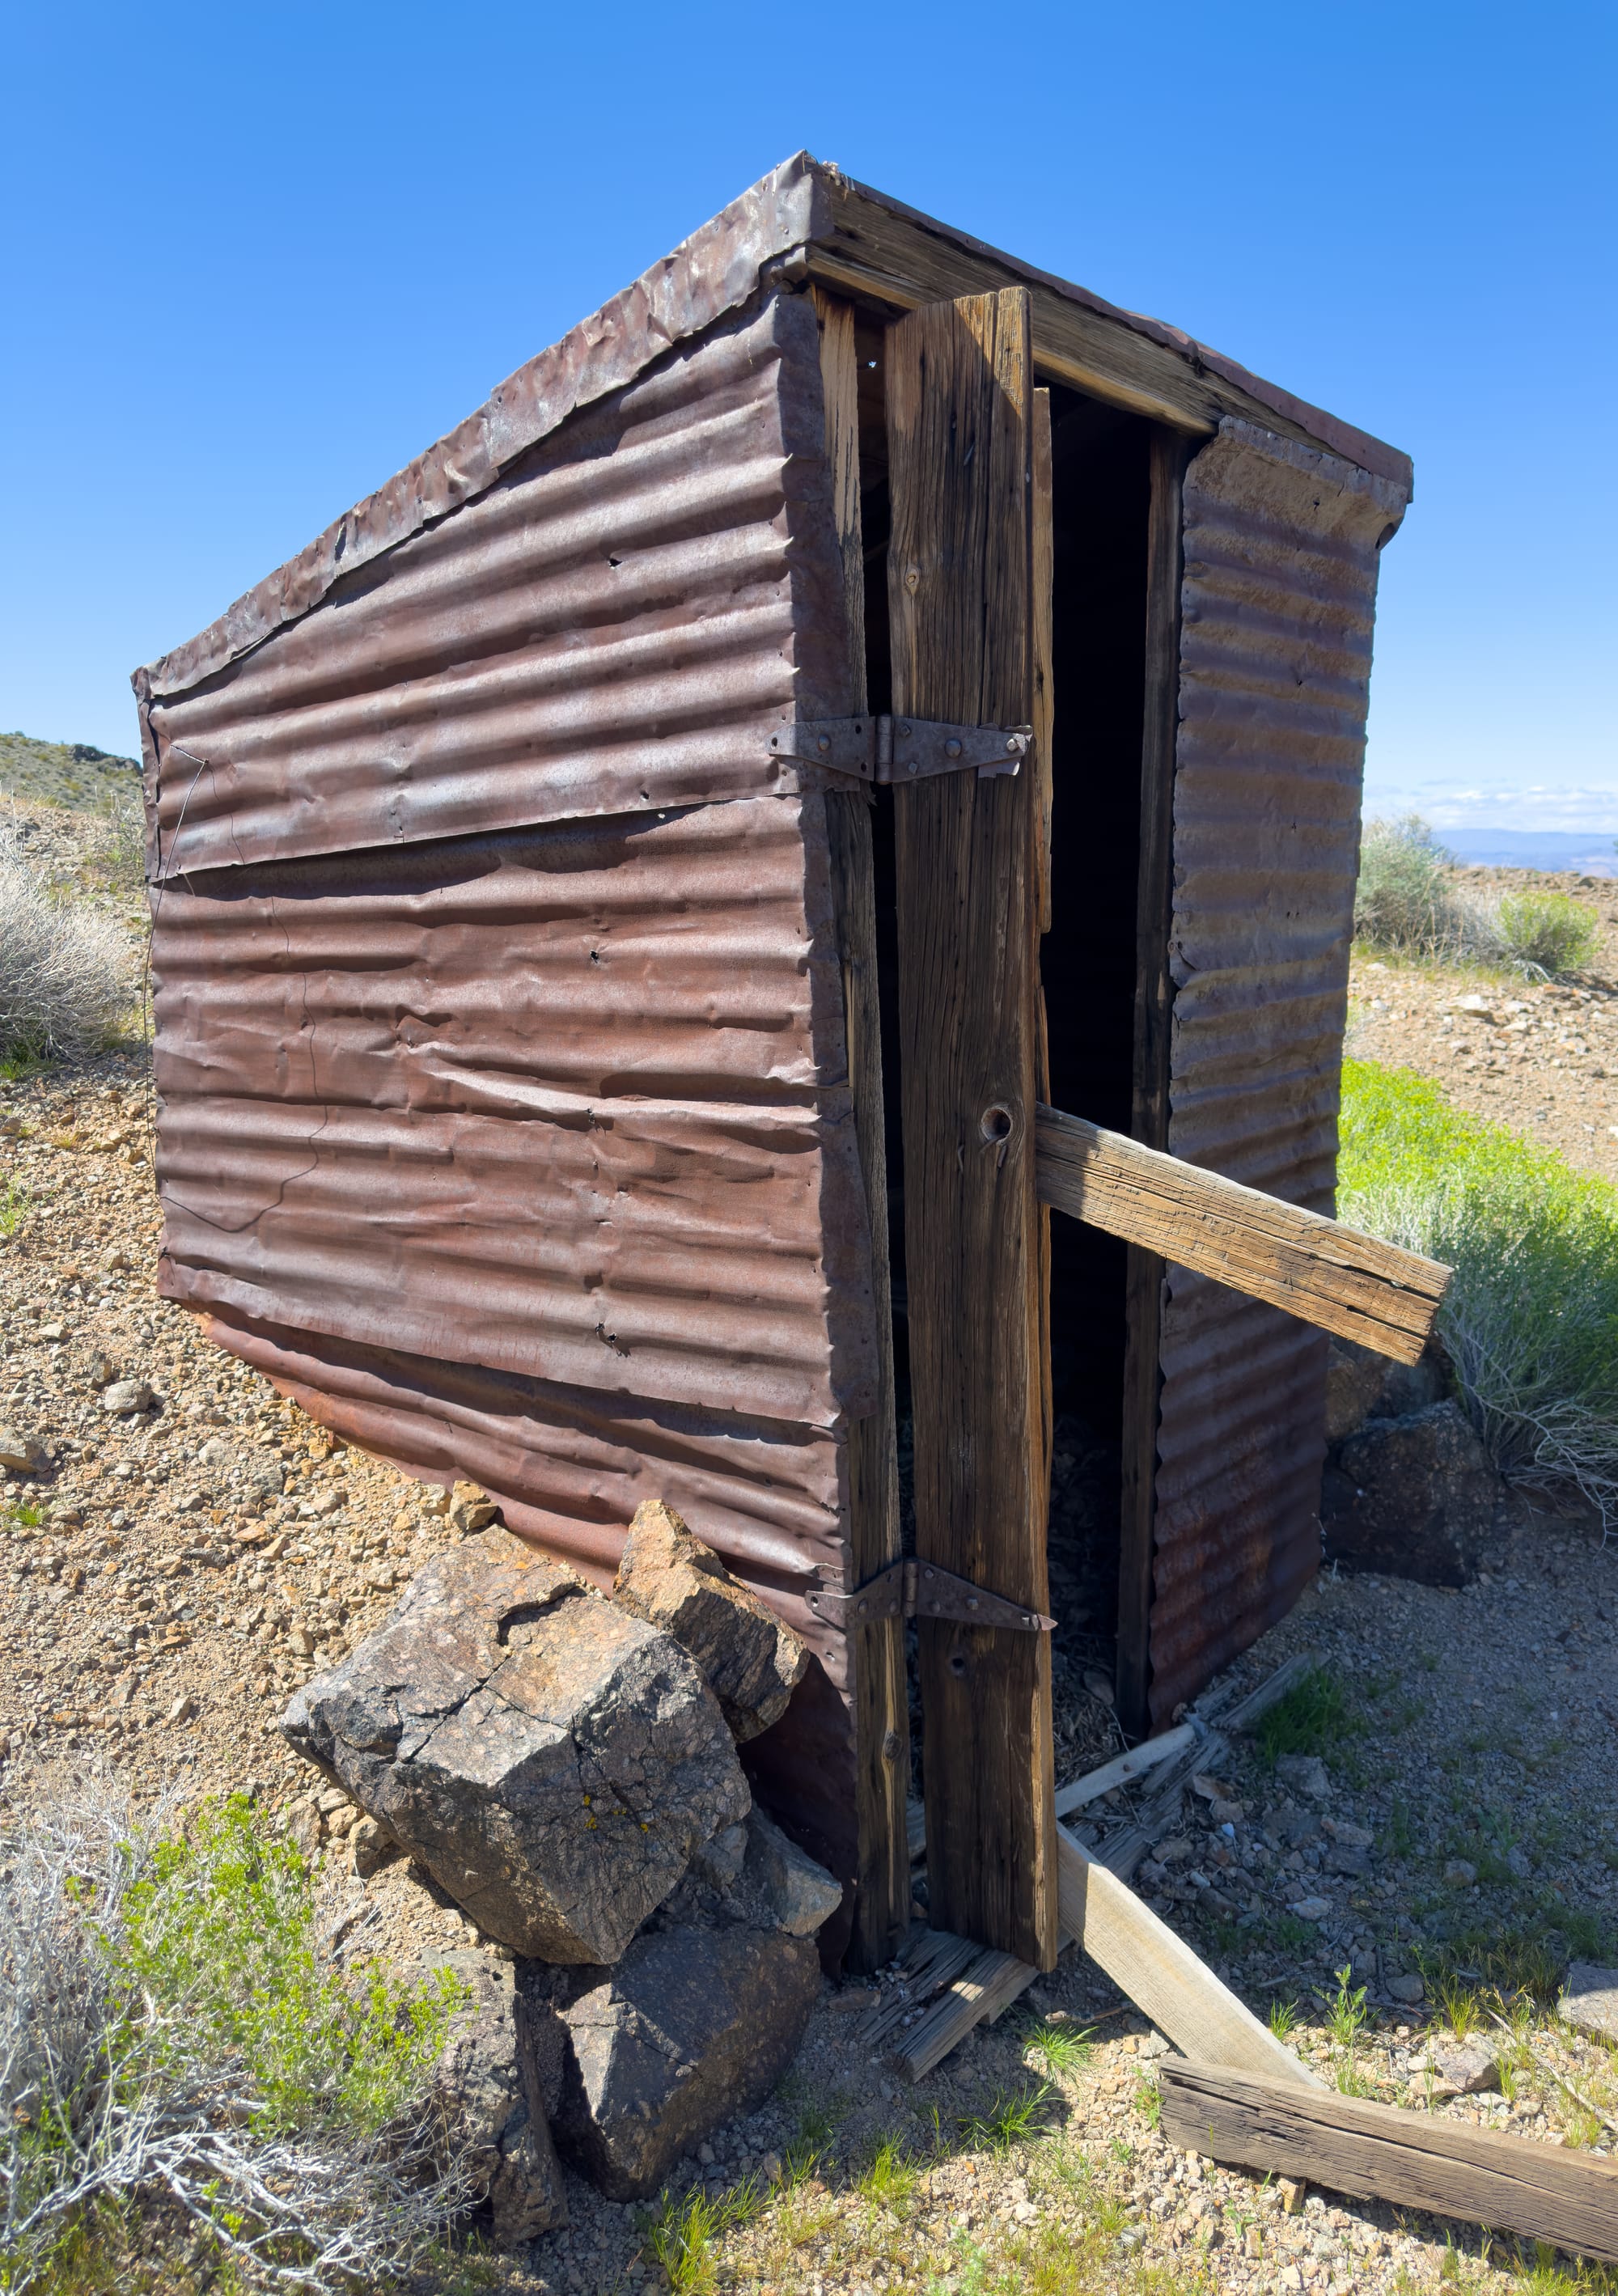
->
[551, 1925, 820, 2198]
[282, 1527, 750, 1962]
[425, 1949, 568, 2243]
[612, 1500, 807, 1741]
[1322, 1399, 1498, 1586]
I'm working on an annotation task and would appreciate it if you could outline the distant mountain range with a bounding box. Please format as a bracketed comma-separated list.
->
[1438, 828, 1618, 876]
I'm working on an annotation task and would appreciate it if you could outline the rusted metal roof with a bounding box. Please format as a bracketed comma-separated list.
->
[140, 294, 852, 876]
[1149, 420, 1408, 1723]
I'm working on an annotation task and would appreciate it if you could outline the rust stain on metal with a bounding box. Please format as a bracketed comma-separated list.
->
[1149, 421, 1409, 1725]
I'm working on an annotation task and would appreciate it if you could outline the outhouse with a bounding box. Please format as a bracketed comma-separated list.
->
[134, 155, 1414, 1973]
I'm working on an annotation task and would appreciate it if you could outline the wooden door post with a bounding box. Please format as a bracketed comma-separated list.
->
[811, 286, 911, 1971]
[886, 288, 1057, 1970]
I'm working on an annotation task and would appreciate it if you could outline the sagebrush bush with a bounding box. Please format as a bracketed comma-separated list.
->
[1353, 815, 1599, 981]
[0, 828, 133, 1060]
[1353, 814, 1468, 956]
[1, 1777, 471, 2293]
[1493, 888, 1599, 980]
[1339, 1058, 1618, 1526]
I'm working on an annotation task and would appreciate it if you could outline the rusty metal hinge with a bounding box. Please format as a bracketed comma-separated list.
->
[804, 1555, 1055, 1633]
[768, 716, 1031, 785]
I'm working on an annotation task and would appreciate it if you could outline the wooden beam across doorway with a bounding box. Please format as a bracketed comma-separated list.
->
[1035, 1104, 1451, 1366]
[887, 286, 1058, 1972]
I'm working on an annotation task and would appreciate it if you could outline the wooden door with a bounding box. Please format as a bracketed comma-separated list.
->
[886, 288, 1057, 1970]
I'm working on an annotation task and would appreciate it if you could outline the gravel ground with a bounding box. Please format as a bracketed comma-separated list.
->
[3, 820, 1617, 2294]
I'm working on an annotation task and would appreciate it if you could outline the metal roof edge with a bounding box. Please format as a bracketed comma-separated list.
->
[133, 152, 826, 702]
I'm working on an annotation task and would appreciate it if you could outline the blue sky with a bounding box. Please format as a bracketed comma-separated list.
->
[2, 1, 1612, 830]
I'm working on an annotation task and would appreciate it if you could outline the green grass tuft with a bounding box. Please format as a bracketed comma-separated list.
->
[1252, 1665, 1353, 1764]
[1340, 1058, 1618, 1521]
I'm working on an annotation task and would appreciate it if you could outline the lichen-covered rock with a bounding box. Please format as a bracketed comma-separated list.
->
[282, 1527, 750, 1962]
[424, 1950, 568, 2243]
[553, 1925, 820, 2198]
[612, 1500, 807, 1741]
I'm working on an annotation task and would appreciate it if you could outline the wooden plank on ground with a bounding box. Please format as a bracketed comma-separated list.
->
[1116, 426, 1189, 1737]
[1057, 1826, 1319, 2088]
[1160, 2057, 1618, 2264]
[1036, 1104, 1451, 1366]
[887, 286, 1057, 1969]
[811, 285, 909, 1973]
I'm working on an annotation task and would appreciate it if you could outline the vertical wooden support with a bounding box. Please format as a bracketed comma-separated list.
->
[1031, 388, 1056, 1508]
[811, 286, 910, 1971]
[1116, 428, 1192, 1739]
[886, 288, 1057, 1970]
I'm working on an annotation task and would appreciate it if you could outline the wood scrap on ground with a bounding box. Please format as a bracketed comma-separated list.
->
[1158, 2057, 1618, 2264]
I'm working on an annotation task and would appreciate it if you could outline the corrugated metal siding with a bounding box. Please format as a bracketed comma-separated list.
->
[141, 292, 853, 876]
[1149, 420, 1408, 1723]
[152, 796, 876, 1430]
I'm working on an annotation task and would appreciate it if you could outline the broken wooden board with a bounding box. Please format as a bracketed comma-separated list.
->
[1035, 1104, 1450, 1366]
[1160, 2057, 1618, 2264]
[1056, 1826, 1319, 2089]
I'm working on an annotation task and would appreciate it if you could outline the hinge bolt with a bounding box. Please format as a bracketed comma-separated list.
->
[945, 738, 962, 759]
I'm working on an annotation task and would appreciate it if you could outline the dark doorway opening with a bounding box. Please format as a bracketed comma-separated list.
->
[1041, 388, 1154, 1743]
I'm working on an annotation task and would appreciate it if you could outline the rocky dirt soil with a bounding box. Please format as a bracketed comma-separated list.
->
[3, 824, 1617, 2294]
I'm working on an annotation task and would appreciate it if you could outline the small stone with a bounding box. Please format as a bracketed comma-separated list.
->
[1562, 1963, 1618, 2046]
[830, 1986, 879, 2014]
[1274, 1755, 1330, 1800]
[85, 1351, 120, 1389]
[447, 1479, 500, 1535]
[101, 1379, 155, 1417]
[285, 1802, 322, 1857]
[1278, 2177, 1305, 2214]
[1286, 1896, 1332, 1922]
[0, 1427, 46, 1473]
[742, 1807, 845, 1937]
[1431, 2037, 1499, 2094]
[350, 1813, 402, 1879]
[1387, 1972, 1425, 2005]
[167, 1694, 197, 1725]
[1442, 1858, 1477, 1887]
[612, 1499, 807, 1742]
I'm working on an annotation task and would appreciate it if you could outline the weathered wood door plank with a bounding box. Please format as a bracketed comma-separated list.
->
[887, 286, 1057, 1969]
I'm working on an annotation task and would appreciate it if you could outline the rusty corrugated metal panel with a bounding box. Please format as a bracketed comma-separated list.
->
[140, 294, 853, 876]
[1148, 420, 1409, 1723]
[152, 794, 876, 1430]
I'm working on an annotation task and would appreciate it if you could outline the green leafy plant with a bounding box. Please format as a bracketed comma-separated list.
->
[2, 1778, 472, 2293]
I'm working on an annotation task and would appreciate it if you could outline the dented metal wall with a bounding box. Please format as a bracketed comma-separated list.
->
[1148, 421, 1409, 1723]
[141, 284, 874, 1886]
